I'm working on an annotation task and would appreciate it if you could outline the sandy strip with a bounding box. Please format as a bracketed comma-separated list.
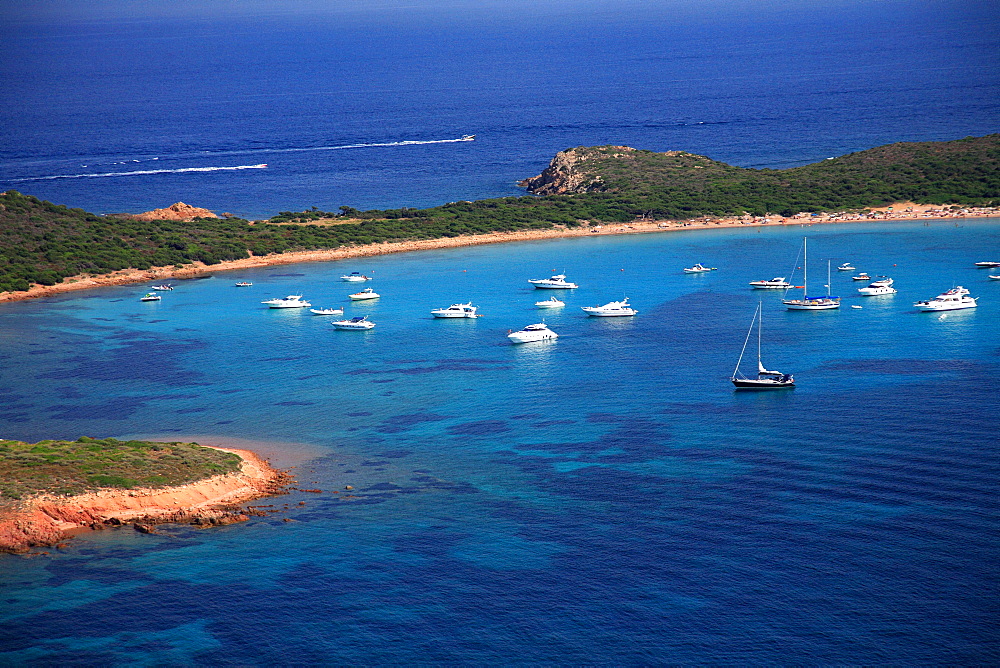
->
[0, 445, 292, 554]
[2, 202, 997, 304]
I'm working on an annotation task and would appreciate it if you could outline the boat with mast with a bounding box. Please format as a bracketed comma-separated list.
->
[782, 238, 840, 310]
[731, 303, 794, 389]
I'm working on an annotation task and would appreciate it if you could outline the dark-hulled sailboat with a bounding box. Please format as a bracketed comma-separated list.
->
[731, 303, 795, 389]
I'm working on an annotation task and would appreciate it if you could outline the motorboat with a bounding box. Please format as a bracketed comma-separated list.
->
[431, 302, 480, 318]
[535, 297, 565, 308]
[460, 134, 476, 141]
[683, 263, 716, 273]
[340, 272, 372, 282]
[914, 286, 977, 312]
[309, 307, 344, 315]
[974, 261, 1000, 268]
[528, 274, 578, 289]
[150, 284, 173, 291]
[262, 295, 311, 308]
[852, 272, 871, 281]
[783, 240, 840, 310]
[990, 274, 1000, 280]
[140, 292, 161, 302]
[332, 316, 376, 330]
[731, 302, 794, 389]
[749, 277, 791, 289]
[235, 281, 253, 287]
[348, 288, 380, 300]
[857, 277, 897, 296]
[837, 262, 855, 271]
[581, 298, 637, 317]
[507, 322, 558, 343]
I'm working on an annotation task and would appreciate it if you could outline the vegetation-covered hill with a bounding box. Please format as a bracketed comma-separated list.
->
[1, 135, 997, 294]
[0, 437, 242, 504]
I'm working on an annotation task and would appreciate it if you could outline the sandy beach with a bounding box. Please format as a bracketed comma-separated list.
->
[0, 445, 291, 553]
[2, 202, 996, 304]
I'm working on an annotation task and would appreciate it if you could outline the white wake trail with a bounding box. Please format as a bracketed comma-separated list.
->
[9, 164, 268, 183]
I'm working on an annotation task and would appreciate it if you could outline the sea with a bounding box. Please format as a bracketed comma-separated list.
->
[1, 1, 1000, 664]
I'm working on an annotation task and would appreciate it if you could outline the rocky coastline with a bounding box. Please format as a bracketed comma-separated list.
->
[0, 446, 291, 554]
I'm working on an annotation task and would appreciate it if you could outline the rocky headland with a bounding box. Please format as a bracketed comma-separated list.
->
[122, 202, 219, 222]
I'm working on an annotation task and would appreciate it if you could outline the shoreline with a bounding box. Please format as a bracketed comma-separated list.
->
[0, 445, 292, 554]
[2, 203, 997, 304]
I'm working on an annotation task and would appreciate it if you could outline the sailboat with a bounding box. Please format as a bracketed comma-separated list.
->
[782, 238, 840, 310]
[732, 303, 795, 389]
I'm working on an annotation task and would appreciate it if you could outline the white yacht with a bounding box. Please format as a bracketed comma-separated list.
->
[348, 288, 380, 300]
[150, 284, 174, 291]
[783, 239, 840, 310]
[749, 277, 791, 289]
[914, 286, 977, 312]
[431, 303, 480, 318]
[989, 274, 1000, 280]
[263, 295, 311, 308]
[140, 292, 161, 302]
[309, 307, 344, 315]
[857, 277, 897, 296]
[581, 298, 637, 317]
[535, 296, 565, 308]
[235, 281, 253, 287]
[508, 322, 558, 343]
[340, 272, 372, 282]
[528, 274, 578, 289]
[852, 272, 871, 281]
[683, 263, 716, 273]
[974, 261, 1000, 268]
[837, 262, 855, 271]
[332, 316, 376, 330]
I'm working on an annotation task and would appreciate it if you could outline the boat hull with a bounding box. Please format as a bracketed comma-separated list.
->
[915, 302, 977, 312]
[749, 283, 789, 289]
[732, 379, 795, 389]
[581, 309, 637, 317]
[783, 300, 840, 310]
[858, 287, 896, 296]
[508, 332, 557, 343]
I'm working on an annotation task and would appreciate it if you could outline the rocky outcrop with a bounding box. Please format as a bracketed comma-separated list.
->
[128, 202, 218, 221]
[520, 146, 649, 195]
[0, 447, 290, 554]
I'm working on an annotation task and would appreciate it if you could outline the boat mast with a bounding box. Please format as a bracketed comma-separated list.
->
[803, 237, 808, 298]
[733, 304, 757, 378]
[757, 302, 764, 373]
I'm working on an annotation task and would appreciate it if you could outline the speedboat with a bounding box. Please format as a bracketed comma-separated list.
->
[349, 288, 380, 300]
[852, 272, 871, 281]
[535, 297, 565, 308]
[990, 274, 1000, 280]
[974, 261, 1000, 267]
[431, 303, 480, 318]
[528, 274, 578, 289]
[749, 277, 791, 289]
[581, 298, 637, 317]
[262, 295, 311, 308]
[309, 307, 344, 315]
[914, 286, 977, 311]
[150, 284, 173, 291]
[857, 277, 896, 296]
[683, 263, 716, 273]
[235, 281, 252, 287]
[837, 262, 855, 271]
[340, 272, 372, 282]
[460, 134, 476, 141]
[332, 316, 375, 330]
[508, 322, 558, 343]
[140, 292, 161, 302]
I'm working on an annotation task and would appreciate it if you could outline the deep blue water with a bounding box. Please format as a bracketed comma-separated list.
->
[2, 1, 1000, 663]
[1, 1, 999, 218]
[1, 220, 999, 664]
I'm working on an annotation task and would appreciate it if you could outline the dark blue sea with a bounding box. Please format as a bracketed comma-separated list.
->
[2, 1, 1000, 664]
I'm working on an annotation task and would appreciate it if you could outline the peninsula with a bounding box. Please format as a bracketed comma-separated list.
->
[0, 437, 290, 553]
[1, 134, 997, 303]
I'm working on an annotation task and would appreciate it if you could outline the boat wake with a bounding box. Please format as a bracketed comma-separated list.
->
[9, 164, 268, 182]
[203, 135, 476, 157]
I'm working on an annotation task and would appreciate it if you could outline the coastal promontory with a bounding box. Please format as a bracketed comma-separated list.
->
[0, 437, 290, 553]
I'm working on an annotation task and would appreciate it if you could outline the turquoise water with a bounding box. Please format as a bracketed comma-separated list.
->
[1, 220, 998, 663]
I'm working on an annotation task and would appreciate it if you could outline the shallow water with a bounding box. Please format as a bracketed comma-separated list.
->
[1, 220, 998, 663]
